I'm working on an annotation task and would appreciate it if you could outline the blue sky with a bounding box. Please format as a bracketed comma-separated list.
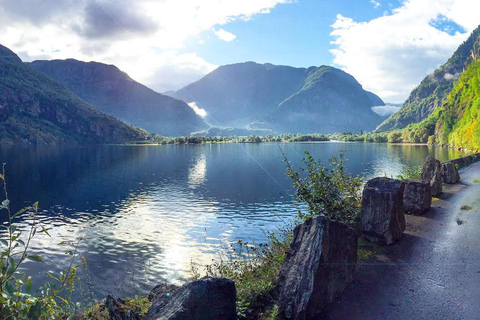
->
[193, 0, 390, 68]
[0, 0, 479, 102]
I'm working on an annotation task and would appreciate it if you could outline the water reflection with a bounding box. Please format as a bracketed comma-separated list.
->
[0, 143, 465, 299]
[188, 152, 207, 189]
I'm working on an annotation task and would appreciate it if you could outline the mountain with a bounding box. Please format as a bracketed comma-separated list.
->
[170, 62, 384, 134]
[268, 66, 384, 133]
[434, 56, 480, 151]
[376, 25, 480, 132]
[0, 44, 147, 144]
[29, 59, 209, 137]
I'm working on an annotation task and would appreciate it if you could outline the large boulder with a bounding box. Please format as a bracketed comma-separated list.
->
[278, 216, 358, 320]
[145, 278, 236, 320]
[360, 177, 406, 244]
[442, 162, 460, 184]
[421, 155, 442, 196]
[403, 180, 431, 215]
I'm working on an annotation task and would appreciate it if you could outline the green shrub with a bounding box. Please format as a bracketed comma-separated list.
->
[387, 131, 402, 143]
[284, 151, 362, 226]
[397, 165, 423, 180]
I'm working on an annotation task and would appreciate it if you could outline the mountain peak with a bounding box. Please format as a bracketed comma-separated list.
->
[0, 44, 22, 64]
[171, 61, 383, 133]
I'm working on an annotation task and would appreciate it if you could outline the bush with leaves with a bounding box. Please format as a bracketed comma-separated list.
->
[397, 165, 423, 180]
[0, 163, 83, 319]
[284, 151, 362, 226]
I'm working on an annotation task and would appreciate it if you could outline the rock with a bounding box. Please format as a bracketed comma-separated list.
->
[360, 177, 406, 244]
[278, 216, 358, 320]
[403, 180, 431, 215]
[147, 283, 180, 302]
[442, 162, 460, 184]
[145, 278, 236, 320]
[421, 155, 443, 196]
[105, 295, 140, 320]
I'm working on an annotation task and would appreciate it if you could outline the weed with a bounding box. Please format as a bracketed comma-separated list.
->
[205, 229, 292, 319]
[461, 205, 473, 211]
[456, 218, 465, 225]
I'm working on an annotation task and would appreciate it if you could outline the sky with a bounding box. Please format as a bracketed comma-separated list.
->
[1, 0, 480, 103]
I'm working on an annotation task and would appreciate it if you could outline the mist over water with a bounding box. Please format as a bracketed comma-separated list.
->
[0, 143, 464, 298]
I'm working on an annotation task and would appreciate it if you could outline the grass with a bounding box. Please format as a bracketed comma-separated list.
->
[472, 179, 480, 183]
[83, 296, 151, 319]
[357, 237, 386, 261]
[461, 205, 473, 211]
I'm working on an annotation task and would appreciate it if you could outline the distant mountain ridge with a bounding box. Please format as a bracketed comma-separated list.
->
[376, 25, 480, 132]
[0, 44, 146, 144]
[169, 62, 384, 134]
[29, 59, 209, 137]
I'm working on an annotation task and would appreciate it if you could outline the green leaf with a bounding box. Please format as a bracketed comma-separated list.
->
[40, 225, 50, 237]
[12, 207, 29, 218]
[26, 278, 32, 294]
[47, 272, 59, 282]
[1, 199, 9, 209]
[4, 281, 15, 296]
[27, 254, 44, 263]
[6, 257, 15, 275]
[0, 239, 8, 247]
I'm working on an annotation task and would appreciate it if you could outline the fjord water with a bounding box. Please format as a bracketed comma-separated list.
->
[0, 143, 463, 299]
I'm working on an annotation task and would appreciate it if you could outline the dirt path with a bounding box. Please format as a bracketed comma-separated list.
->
[325, 161, 480, 320]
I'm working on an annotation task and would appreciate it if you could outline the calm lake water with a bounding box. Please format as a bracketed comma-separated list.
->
[0, 142, 464, 299]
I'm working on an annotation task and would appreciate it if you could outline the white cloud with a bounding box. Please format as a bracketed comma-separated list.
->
[372, 105, 401, 117]
[213, 28, 237, 42]
[370, 0, 381, 9]
[0, 0, 291, 91]
[331, 0, 480, 103]
[188, 102, 208, 118]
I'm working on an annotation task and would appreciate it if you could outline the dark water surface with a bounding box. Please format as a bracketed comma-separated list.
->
[0, 142, 464, 298]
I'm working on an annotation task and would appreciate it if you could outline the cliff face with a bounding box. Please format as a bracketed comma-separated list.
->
[376, 25, 480, 132]
[0, 44, 147, 144]
[171, 62, 384, 134]
[434, 57, 480, 151]
[29, 59, 209, 137]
